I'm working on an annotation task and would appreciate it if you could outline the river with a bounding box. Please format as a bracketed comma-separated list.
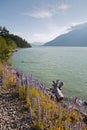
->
[10, 46, 87, 100]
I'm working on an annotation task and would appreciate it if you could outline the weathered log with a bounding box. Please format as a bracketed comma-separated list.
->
[58, 81, 64, 90]
[55, 87, 64, 101]
[52, 80, 64, 101]
[84, 101, 87, 106]
[52, 80, 64, 90]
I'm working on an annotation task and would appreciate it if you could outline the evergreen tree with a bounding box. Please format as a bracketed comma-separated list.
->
[0, 36, 9, 61]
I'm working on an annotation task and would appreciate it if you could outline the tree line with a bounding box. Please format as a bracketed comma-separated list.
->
[0, 26, 31, 61]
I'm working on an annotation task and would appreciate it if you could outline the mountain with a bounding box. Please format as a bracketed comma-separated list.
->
[31, 42, 44, 46]
[44, 23, 87, 46]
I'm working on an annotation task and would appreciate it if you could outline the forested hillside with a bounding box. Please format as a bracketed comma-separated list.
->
[0, 26, 31, 61]
[10, 34, 31, 48]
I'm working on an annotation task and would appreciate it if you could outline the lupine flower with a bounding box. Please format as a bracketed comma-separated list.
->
[73, 125, 76, 130]
[64, 122, 67, 129]
[29, 107, 32, 122]
[68, 124, 71, 130]
[2, 72, 5, 82]
[22, 76, 25, 86]
[36, 97, 41, 121]
[31, 80, 36, 87]
[73, 97, 78, 104]
[24, 77, 28, 86]
[43, 109, 47, 123]
[28, 74, 32, 84]
[42, 83, 46, 93]
[29, 93, 32, 102]
[26, 77, 30, 86]
[4, 65, 8, 75]
[71, 97, 78, 109]
[16, 77, 20, 87]
[31, 98, 35, 107]
[67, 98, 71, 113]
[9, 68, 12, 75]
[77, 121, 81, 130]
[39, 82, 43, 90]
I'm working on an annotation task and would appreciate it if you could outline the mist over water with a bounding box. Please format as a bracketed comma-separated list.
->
[10, 46, 87, 100]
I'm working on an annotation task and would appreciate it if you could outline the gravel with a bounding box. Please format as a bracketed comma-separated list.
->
[0, 88, 32, 130]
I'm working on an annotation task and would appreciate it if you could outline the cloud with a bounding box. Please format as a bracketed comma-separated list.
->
[28, 24, 70, 43]
[13, 32, 23, 36]
[58, 3, 71, 11]
[48, 23, 70, 36]
[22, 10, 52, 18]
[22, 2, 71, 19]
[28, 33, 59, 43]
[71, 20, 87, 26]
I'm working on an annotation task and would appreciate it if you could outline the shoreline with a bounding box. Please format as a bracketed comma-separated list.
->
[9, 46, 87, 101]
[0, 62, 87, 129]
[8, 59, 87, 113]
[1, 61, 87, 113]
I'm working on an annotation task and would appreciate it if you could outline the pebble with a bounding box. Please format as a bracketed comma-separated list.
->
[0, 88, 31, 130]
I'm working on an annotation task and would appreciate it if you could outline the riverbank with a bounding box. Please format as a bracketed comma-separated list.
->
[10, 47, 87, 100]
[0, 62, 87, 130]
[0, 88, 31, 130]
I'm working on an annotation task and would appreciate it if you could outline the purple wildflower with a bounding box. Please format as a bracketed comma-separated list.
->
[9, 68, 12, 75]
[22, 77, 25, 86]
[74, 97, 78, 104]
[29, 107, 32, 122]
[24, 77, 28, 86]
[43, 109, 47, 123]
[64, 122, 67, 129]
[26, 78, 30, 86]
[29, 73, 32, 81]
[4, 65, 8, 75]
[2, 72, 5, 82]
[67, 98, 71, 113]
[36, 97, 41, 121]
[73, 125, 76, 130]
[68, 124, 71, 130]
[31, 98, 35, 107]
[77, 121, 81, 130]
[16, 77, 20, 87]
[71, 97, 78, 109]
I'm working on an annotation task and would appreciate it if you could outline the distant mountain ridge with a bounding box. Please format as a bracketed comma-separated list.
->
[44, 23, 87, 46]
[31, 42, 44, 46]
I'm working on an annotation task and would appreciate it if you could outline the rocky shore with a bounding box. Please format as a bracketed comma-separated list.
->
[0, 81, 87, 130]
[0, 62, 87, 130]
[0, 87, 31, 130]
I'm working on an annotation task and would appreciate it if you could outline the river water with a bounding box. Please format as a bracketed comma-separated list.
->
[10, 46, 87, 100]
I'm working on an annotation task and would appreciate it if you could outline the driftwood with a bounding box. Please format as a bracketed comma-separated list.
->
[51, 80, 64, 101]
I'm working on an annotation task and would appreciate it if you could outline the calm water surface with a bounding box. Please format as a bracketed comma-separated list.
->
[10, 46, 87, 100]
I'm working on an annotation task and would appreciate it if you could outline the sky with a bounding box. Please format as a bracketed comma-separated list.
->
[0, 0, 87, 44]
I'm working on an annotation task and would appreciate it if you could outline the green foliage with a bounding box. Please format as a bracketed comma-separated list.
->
[0, 61, 3, 77]
[0, 26, 9, 38]
[33, 121, 43, 130]
[19, 85, 26, 99]
[0, 62, 86, 130]
[0, 25, 31, 61]
[0, 36, 9, 61]
[10, 34, 31, 48]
